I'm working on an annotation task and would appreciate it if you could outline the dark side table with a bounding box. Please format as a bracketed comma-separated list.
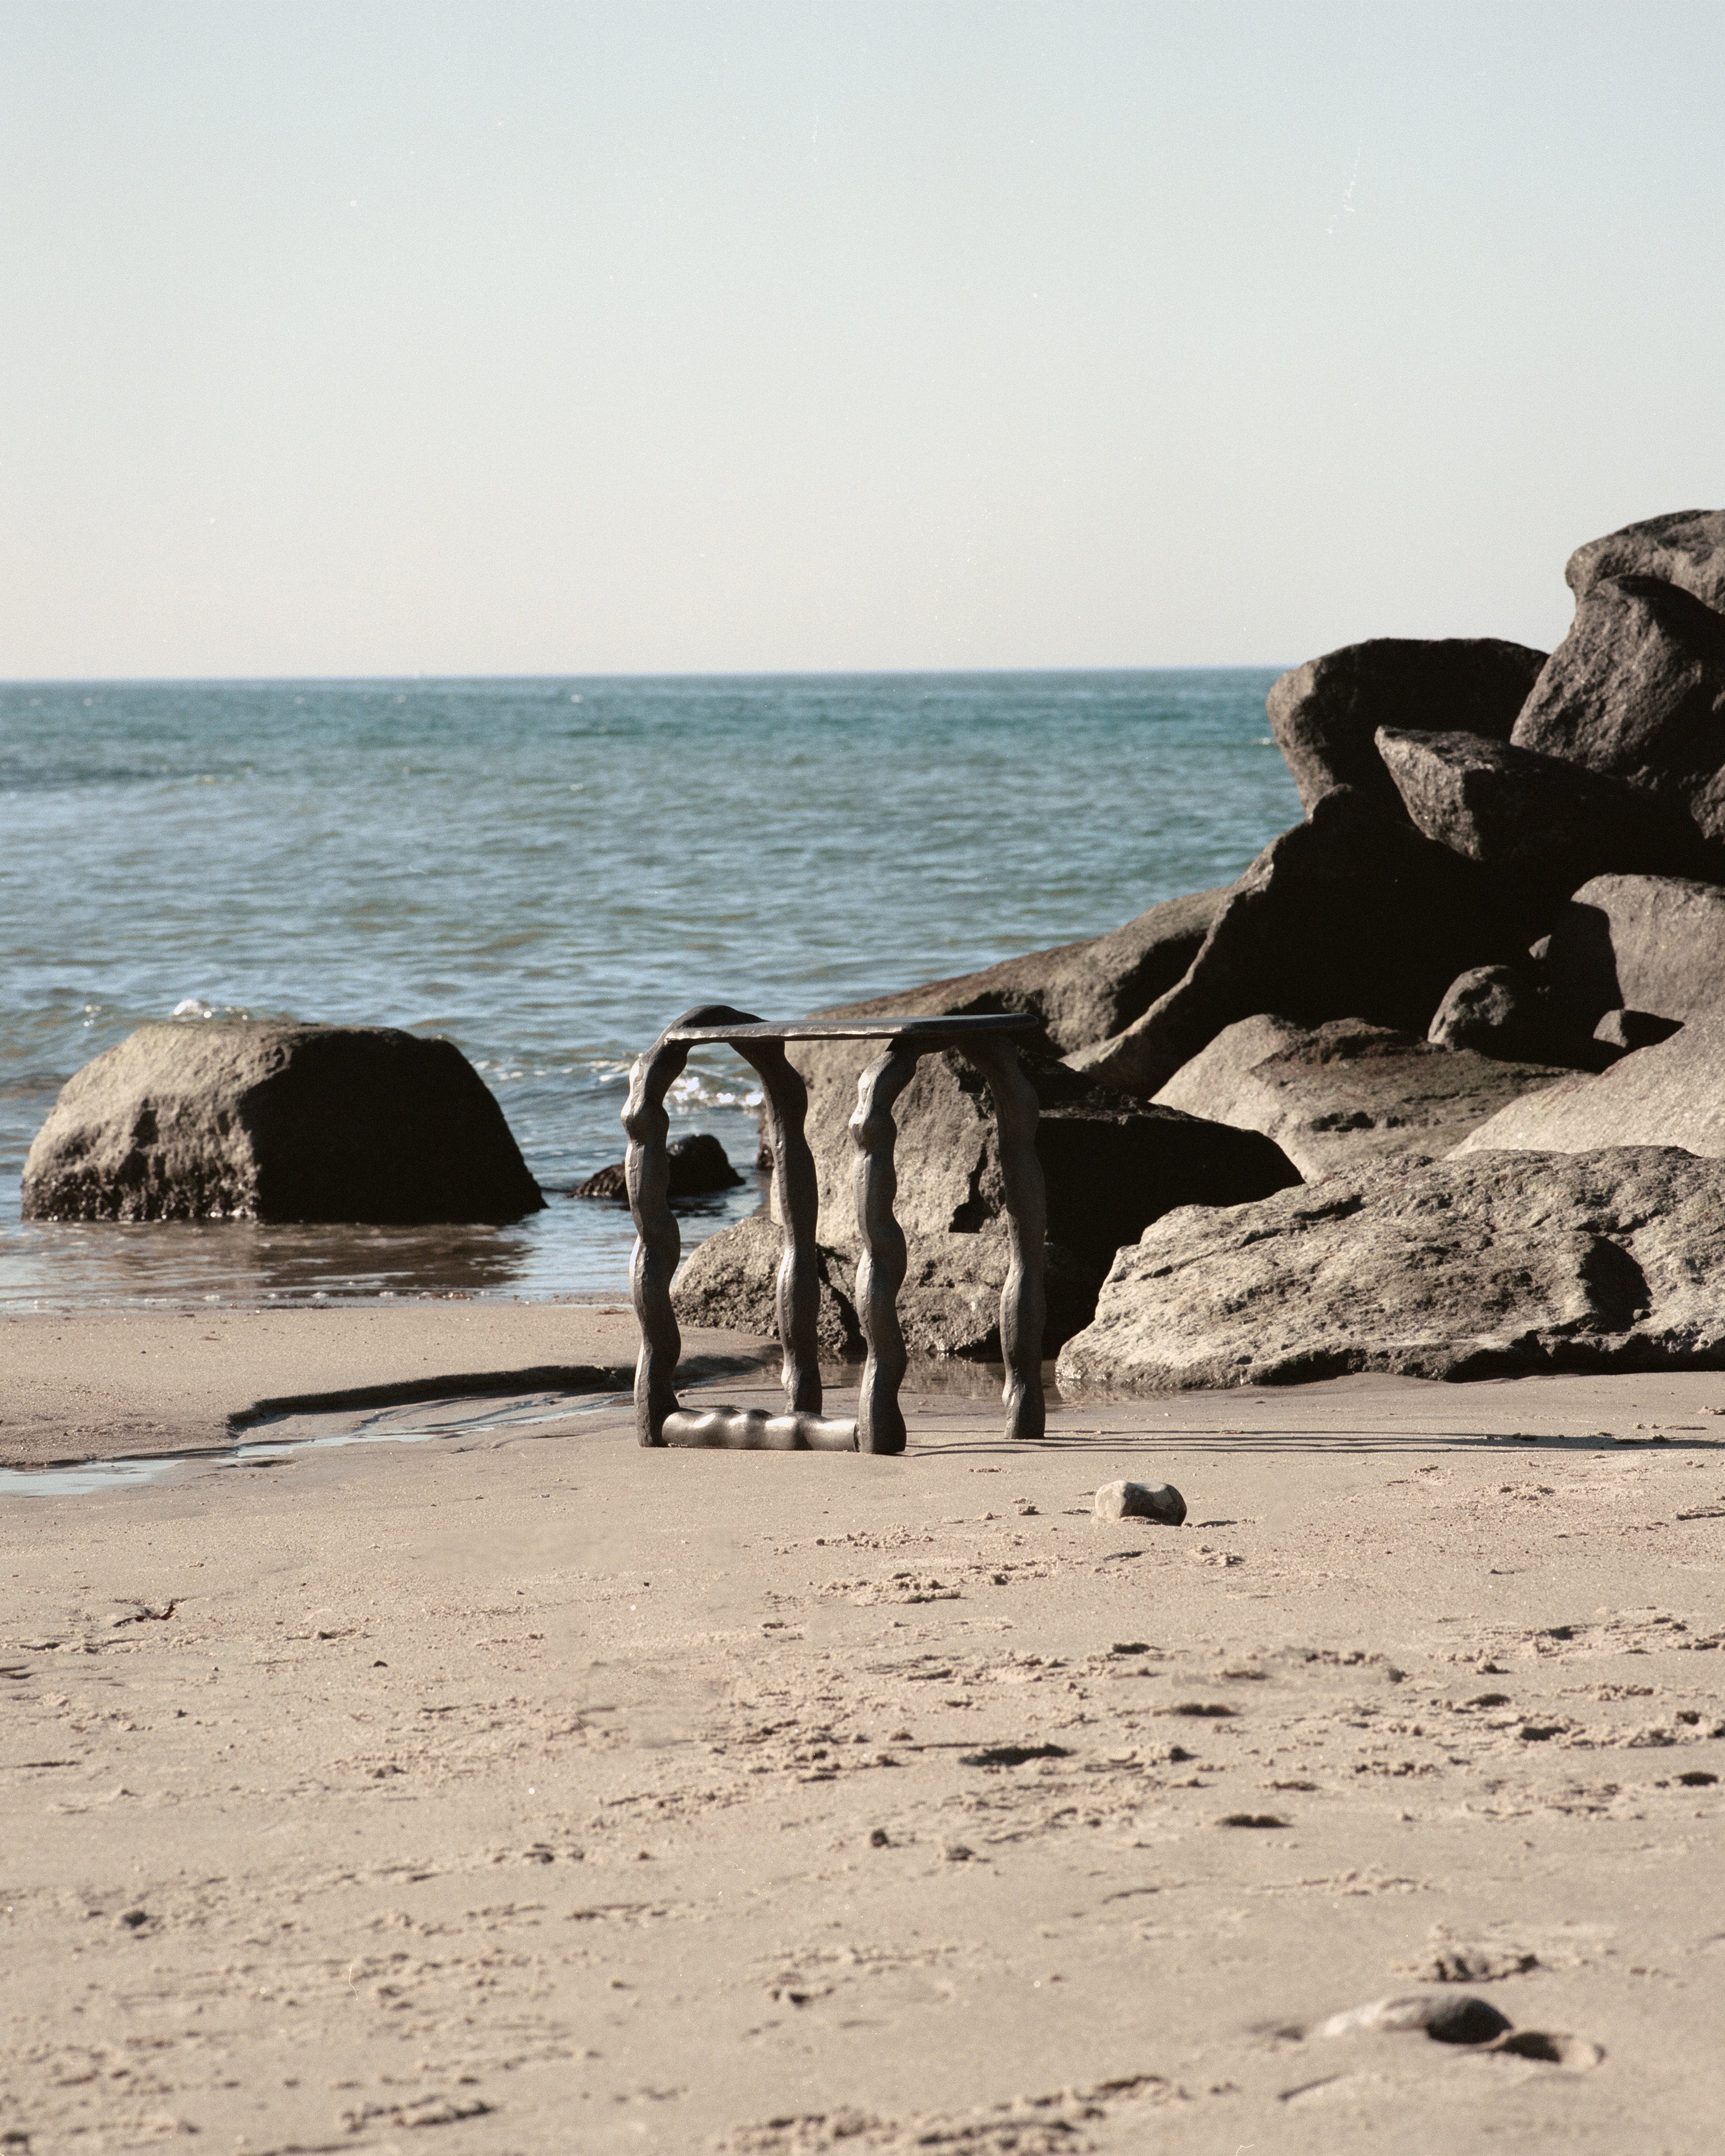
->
[623, 1004, 1046, 1453]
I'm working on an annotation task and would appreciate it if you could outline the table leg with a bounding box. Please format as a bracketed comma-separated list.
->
[623, 1035, 692, 1446]
[850, 1045, 921, 1455]
[734, 1041, 822, 1415]
[965, 1039, 1047, 1442]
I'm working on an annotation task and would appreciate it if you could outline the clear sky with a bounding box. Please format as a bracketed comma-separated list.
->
[4, 0, 1723, 679]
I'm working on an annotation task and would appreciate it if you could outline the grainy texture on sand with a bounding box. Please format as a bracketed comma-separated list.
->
[3, 1329, 1723, 2154]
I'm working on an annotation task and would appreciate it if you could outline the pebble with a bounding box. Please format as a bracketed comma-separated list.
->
[1093, 1479, 1187, 1525]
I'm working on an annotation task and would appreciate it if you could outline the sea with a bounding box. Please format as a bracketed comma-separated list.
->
[0, 672, 1299, 1309]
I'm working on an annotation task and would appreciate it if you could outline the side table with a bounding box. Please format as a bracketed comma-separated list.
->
[622, 1004, 1046, 1453]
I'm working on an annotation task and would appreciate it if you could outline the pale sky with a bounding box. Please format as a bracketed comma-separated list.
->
[3, 0, 1723, 678]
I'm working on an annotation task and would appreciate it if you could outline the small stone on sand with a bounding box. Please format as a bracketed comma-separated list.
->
[1094, 1479, 1187, 1525]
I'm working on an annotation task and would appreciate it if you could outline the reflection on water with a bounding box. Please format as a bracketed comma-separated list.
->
[0, 1181, 764, 1309]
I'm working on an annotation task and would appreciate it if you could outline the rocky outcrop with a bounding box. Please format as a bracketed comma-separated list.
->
[1266, 638, 1546, 819]
[1451, 1015, 1725, 1160]
[676, 1051, 1300, 1360]
[1066, 789, 1552, 1098]
[1375, 727, 1701, 887]
[1511, 576, 1725, 845]
[1542, 873, 1725, 1027]
[812, 888, 1226, 1057]
[1153, 1014, 1571, 1178]
[1055, 1148, 1725, 1392]
[21, 1021, 545, 1224]
[1565, 509, 1725, 614]
[574, 1132, 743, 1202]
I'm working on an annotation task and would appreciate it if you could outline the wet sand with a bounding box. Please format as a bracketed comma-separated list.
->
[0, 1305, 766, 1468]
[2, 1323, 1723, 2152]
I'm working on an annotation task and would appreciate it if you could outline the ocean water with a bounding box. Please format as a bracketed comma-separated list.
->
[0, 672, 1298, 1308]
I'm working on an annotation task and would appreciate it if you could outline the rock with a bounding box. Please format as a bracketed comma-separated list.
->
[1426, 965, 1605, 1067]
[574, 1131, 743, 1202]
[1266, 638, 1546, 819]
[1543, 874, 1725, 1027]
[1068, 789, 1556, 1098]
[676, 1052, 1299, 1360]
[1321, 1994, 1512, 2042]
[669, 1211, 864, 1361]
[21, 1021, 545, 1225]
[1425, 1997, 1514, 2047]
[783, 1044, 1300, 1271]
[1512, 576, 1725, 845]
[1054, 1146, 1725, 1391]
[1093, 1479, 1186, 1524]
[807, 887, 1226, 1057]
[1592, 1008, 1683, 1054]
[1152, 1015, 1571, 1179]
[1451, 1015, 1725, 1159]
[1375, 726, 1701, 886]
[1565, 508, 1725, 614]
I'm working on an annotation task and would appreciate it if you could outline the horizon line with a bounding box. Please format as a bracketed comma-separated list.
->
[1, 661, 1293, 689]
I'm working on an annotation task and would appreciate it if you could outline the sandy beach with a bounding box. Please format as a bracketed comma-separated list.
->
[4, 1310, 1723, 2153]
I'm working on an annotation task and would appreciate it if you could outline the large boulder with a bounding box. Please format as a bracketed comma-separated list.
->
[1450, 1015, 1725, 1160]
[21, 1021, 545, 1224]
[671, 1212, 1106, 1363]
[1266, 637, 1546, 819]
[1375, 726, 1702, 887]
[1565, 509, 1725, 614]
[1511, 576, 1725, 845]
[781, 1046, 1298, 1263]
[1153, 1014, 1571, 1179]
[1065, 789, 1554, 1098]
[811, 887, 1226, 1058]
[676, 1050, 1300, 1360]
[1055, 1147, 1725, 1391]
[669, 1213, 865, 1361]
[1542, 873, 1725, 1028]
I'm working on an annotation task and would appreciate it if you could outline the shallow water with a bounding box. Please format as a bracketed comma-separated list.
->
[0, 1388, 631, 1497]
[0, 670, 1297, 1305]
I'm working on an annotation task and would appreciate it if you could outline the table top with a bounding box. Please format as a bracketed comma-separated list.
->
[661, 1012, 1040, 1045]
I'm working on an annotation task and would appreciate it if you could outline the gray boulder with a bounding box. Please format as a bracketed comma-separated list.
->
[1543, 873, 1725, 1028]
[1375, 726, 1701, 885]
[1511, 576, 1725, 845]
[1451, 1015, 1725, 1160]
[811, 887, 1226, 1058]
[1055, 1147, 1725, 1392]
[1068, 788, 1554, 1098]
[1153, 1014, 1570, 1179]
[1426, 965, 1601, 1065]
[1266, 637, 1546, 819]
[677, 1050, 1300, 1360]
[670, 1212, 864, 1361]
[1565, 509, 1725, 615]
[21, 1021, 545, 1224]
[782, 1045, 1297, 1265]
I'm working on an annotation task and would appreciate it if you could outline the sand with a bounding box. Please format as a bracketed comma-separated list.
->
[3, 1310, 1724, 2153]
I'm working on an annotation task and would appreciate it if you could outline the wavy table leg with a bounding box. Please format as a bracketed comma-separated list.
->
[850, 1045, 921, 1455]
[623, 1035, 692, 1446]
[965, 1037, 1047, 1442]
[734, 1040, 822, 1415]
